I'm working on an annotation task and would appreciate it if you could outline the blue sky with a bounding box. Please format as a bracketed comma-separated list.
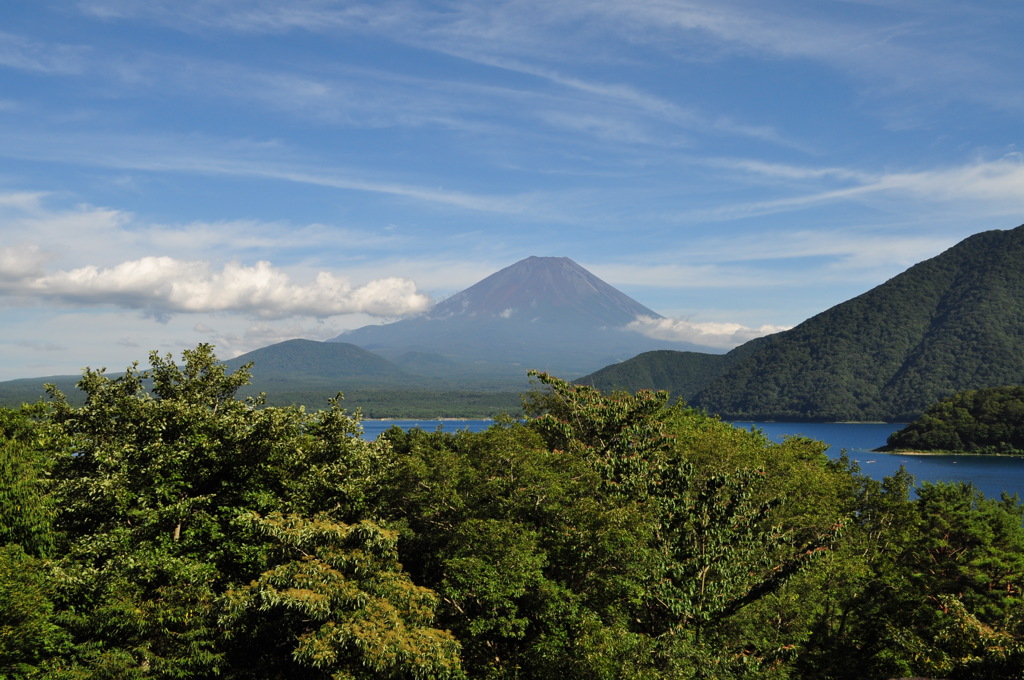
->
[1, 0, 1023, 379]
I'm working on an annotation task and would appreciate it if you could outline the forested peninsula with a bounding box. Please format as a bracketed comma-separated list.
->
[881, 385, 1024, 455]
[3, 345, 1024, 679]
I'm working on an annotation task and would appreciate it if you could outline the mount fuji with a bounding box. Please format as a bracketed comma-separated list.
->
[329, 256, 715, 379]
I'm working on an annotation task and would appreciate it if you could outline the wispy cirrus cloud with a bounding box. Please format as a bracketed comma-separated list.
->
[599, 0, 1024, 109]
[78, 0, 380, 34]
[433, 53, 800, 148]
[678, 154, 1024, 224]
[0, 129, 553, 217]
[588, 227, 960, 300]
[65, 2, 801, 149]
[0, 30, 90, 74]
[78, 0, 1024, 112]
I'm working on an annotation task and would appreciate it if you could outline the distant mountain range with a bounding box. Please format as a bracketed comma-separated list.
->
[0, 257, 706, 415]
[7, 227, 1024, 422]
[580, 224, 1024, 421]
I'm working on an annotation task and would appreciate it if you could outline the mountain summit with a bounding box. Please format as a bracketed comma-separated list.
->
[425, 256, 661, 328]
[330, 256, 710, 379]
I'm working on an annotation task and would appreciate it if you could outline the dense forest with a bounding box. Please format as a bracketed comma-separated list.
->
[2, 345, 1023, 679]
[577, 349, 733, 401]
[882, 385, 1024, 454]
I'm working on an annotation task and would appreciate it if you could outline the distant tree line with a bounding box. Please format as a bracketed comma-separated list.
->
[2, 345, 1023, 679]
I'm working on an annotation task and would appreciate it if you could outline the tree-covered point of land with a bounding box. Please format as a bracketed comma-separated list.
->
[1, 345, 1023, 679]
[882, 385, 1024, 454]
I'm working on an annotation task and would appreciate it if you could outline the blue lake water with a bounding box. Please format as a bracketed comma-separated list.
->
[732, 422, 1024, 500]
[360, 420, 1024, 500]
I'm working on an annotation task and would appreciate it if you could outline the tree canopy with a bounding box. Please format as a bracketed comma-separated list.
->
[883, 385, 1024, 454]
[1, 346, 1023, 679]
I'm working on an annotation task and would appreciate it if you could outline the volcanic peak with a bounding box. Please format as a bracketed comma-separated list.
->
[426, 256, 660, 328]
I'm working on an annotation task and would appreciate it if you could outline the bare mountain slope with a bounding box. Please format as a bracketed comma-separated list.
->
[426, 256, 661, 327]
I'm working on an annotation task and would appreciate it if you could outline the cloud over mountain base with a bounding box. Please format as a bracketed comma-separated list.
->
[627, 315, 788, 349]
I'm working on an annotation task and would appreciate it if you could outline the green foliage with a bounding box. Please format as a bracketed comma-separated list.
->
[377, 421, 642, 679]
[4, 344, 1024, 679]
[0, 544, 68, 679]
[0, 407, 68, 679]
[370, 371, 844, 678]
[799, 473, 1024, 680]
[222, 513, 461, 680]
[35, 344, 460, 680]
[884, 385, 1024, 453]
[0, 406, 55, 557]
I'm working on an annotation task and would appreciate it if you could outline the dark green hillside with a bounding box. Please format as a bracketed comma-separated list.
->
[575, 350, 730, 399]
[224, 338, 414, 383]
[0, 375, 84, 407]
[223, 340, 522, 416]
[881, 385, 1024, 454]
[695, 224, 1024, 421]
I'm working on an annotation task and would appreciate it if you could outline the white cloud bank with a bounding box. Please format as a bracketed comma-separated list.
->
[2, 254, 430, 320]
[628, 315, 789, 349]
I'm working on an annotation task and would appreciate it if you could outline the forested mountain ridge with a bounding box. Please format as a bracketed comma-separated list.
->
[575, 349, 733, 400]
[582, 224, 1024, 421]
[224, 339, 416, 383]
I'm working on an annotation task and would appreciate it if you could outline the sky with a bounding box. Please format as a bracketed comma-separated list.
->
[1, 0, 1023, 380]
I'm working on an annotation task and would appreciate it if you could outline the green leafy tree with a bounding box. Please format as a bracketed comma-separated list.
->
[43, 344, 460, 680]
[375, 372, 842, 678]
[800, 474, 1024, 680]
[221, 513, 461, 680]
[526, 372, 838, 611]
[0, 405, 55, 557]
[0, 406, 68, 677]
[0, 544, 67, 679]
[378, 422, 651, 679]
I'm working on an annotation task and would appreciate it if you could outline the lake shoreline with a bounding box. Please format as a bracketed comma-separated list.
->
[874, 448, 1024, 458]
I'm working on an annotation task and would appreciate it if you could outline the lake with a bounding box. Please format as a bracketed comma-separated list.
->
[360, 419, 1024, 500]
